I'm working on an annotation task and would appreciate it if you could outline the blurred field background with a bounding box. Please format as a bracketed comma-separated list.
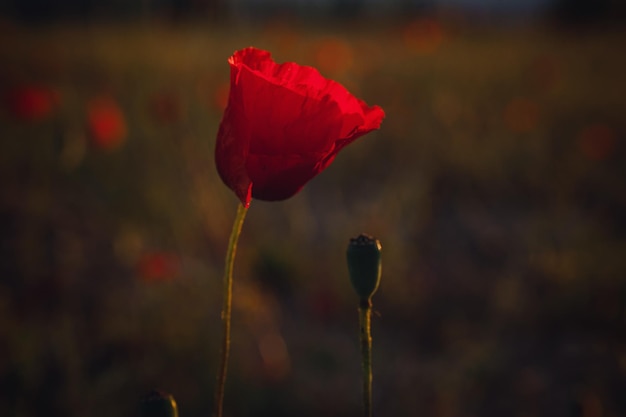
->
[1, 1, 626, 416]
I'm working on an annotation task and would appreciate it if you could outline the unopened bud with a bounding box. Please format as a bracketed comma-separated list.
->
[140, 390, 179, 417]
[347, 234, 382, 300]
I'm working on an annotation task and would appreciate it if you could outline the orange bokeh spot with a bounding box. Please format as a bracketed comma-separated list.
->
[87, 95, 127, 150]
[527, 55, 562, 93]
[503, 98, 539, 133]
[403, 18, 445, 55]
[214, 82, 230, 111]
[4, 84, 57, 122]
[137, 251, 180, 283]
[314, 37, 354, 75]
[578, 124, 616, 161]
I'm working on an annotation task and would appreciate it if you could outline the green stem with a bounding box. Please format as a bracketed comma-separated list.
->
[214, 202, 248, 417]
[359, 298, 373, 417]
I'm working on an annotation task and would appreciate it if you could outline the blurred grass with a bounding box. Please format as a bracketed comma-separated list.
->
[0, 19, 625, 417]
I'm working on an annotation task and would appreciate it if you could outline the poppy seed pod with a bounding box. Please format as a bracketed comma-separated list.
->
[140, 390, 179, 417]
[347, 234, 382, 300]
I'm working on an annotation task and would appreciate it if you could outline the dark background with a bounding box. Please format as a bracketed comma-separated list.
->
[0, 0, 625, 23]
[1, 1, 625, 416]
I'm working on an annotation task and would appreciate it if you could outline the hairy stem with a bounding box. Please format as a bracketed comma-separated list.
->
[359, 298, 373, 417]
[214, 202, 248, 417]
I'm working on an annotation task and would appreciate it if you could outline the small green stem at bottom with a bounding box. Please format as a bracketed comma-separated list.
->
[213, 202, 249, 417]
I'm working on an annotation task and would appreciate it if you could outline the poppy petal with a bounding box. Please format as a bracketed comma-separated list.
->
[215, 47, 385, 205]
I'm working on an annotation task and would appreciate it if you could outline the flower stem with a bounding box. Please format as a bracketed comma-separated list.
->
[214, 202, 248, 417]
[359, 298, 373, 417]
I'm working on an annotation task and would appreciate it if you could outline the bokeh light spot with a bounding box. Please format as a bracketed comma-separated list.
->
[313, 37, 354, 75]
[3, 84, 58, 122]
[527, 54, 562, 93]
[114, 228, 144, 266]
[214, 82, 230, 111]
[403, 18, 445, 55]
[503, 97, 539, 133]
[137, 251, 181, 283]
[87, 95, 127, 151]
[580, 391, 603, 417]
[578, 123, 616, 161]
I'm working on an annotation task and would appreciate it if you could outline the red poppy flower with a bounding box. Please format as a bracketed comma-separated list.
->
[215, 47, 385, 207]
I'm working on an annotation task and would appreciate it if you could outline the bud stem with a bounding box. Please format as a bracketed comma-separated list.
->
[214, 202, 249, 417]
[359, 297, 373, 417]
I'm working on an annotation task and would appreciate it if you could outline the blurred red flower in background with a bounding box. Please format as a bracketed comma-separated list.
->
[215, 47, 385, 207]
[137, 251, 181, 283]
[578, 124, 616, 162]
[3, 84, 57, 122]
[87, 95, 127, 150]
